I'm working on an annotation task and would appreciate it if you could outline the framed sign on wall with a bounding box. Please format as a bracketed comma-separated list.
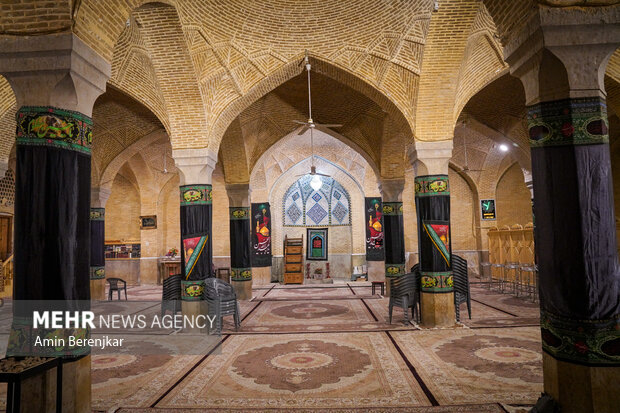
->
[307, 228, 328, 260]
[140, 215, 157, 229]
[480, 199, 496, 220]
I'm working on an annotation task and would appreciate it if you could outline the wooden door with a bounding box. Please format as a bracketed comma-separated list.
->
[0, 216, 12, 261]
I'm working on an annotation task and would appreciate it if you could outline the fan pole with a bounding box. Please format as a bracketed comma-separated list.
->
[306, 54, 315, 169]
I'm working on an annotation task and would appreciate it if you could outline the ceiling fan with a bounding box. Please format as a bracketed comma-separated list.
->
[293, 52, 342, 190]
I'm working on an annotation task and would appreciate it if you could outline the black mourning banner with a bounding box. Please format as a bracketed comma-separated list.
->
[383, 202, 405, 275]
[365, 197, 384, 261]
[527, 97, 620, 366]
[14, 107, 92, 304]
[230, 207, 252, 281]
[180, 185, 213, 281]
[414, 176, 453, 293]
[251, 203, 272, 267]
[90, 208, 105, 279]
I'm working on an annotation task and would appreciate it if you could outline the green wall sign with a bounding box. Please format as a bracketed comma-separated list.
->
[481, 199, 496, 220]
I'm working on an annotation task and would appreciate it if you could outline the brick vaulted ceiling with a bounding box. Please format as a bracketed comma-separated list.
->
[0, 1, 619, 185]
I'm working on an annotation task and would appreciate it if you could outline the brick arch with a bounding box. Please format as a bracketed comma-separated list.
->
[0, 75, 17, 165]
[415, 0, 480, 141]
[248, 127, 379, 202]
[454, 29, 509, 122]
[480, 0, 537, 47]
[210, 54, 414, 153]
[131, 2, 208, 149]
[448, 163, 483, 252]
[73, 0, 179, 61]
[109, 16, 170, 134]
[98, 129, 168, 191]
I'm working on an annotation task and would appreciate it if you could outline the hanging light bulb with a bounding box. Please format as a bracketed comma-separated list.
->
[310, 174, 322, 191]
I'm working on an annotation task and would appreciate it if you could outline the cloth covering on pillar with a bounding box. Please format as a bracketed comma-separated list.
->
[528, 97, 620, 366]
[365, 197, 384, 261]
[230, 207, 252, 281]
[90, 208, 105, 279]
[383, 202, 405, 276]
[180, 184, 213, 284]
[9, 106, 92, 357]
[414, 175, 453, 292]
[251, 203, 272, 267]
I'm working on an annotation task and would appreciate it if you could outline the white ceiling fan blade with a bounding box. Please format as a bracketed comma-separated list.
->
[316, 123, 342, 128]
[297, 126, 309, 135]
[292, 120, 307, 125]
[316, 172, 330, 177]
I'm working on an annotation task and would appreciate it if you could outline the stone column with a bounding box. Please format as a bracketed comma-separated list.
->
[174, 148, 217, 317]
[90, 187, 111, 300]
[380, 178, 405, 296]
[505, 8, 620, 412]
[0, 33, 110, 412]
[409, 140, 455, 328]
[227, 184, 253, 300]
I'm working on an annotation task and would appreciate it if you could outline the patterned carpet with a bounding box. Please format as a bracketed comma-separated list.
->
[85, 282, 542, 412]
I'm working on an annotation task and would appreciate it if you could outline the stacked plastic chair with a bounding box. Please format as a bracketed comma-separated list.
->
[204, 277, 240, 334]
[161, 274, 182, 316]
[452, 255, 472, 322]
[388, 273, 418, 324]
[410, 255, 471, 322]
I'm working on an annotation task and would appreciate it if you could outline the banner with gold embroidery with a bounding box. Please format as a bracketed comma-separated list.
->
[180, 184, 212, 281]
[415, 175, 452, 293]
[230, 207, 252, 281]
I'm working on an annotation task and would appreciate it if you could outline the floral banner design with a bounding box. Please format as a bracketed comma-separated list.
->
[181, 279, 205, 301]
[16, 106, 93, 154]
[231, 267, 252, 281]
[180, 185, 212, 206]
[528, 97, 608, 147]
[414, 175, 450, 197]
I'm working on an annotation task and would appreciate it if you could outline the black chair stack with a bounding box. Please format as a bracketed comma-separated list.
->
[388, 273, 418, 324]
[452, 255, 472, 322]
[410, 256, 471, 322]
[161, 274, 182, 316]
[204, 278, 240, 334]
[107, 277, 128, 300]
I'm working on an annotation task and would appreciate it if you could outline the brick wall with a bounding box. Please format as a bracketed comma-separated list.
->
[496, 163, 532, 227]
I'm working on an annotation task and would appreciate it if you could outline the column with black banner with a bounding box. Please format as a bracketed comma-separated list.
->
[505, 15, 620, 411]
[90, 187, 111, 300]
[410, 141, 455, 328]
[0, 33, 110, 412]
[227, 184, 253, 300]
[380, 178, 405, 296]
[174, 149, 218, 318]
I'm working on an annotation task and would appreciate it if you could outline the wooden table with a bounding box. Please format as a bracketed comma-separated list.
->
[158, 258, 181, 284]
[0, 356, 62, 412]
[371, 281, 385, 295]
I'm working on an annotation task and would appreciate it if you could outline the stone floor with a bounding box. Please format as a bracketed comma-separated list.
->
[87, 280, 542, 412]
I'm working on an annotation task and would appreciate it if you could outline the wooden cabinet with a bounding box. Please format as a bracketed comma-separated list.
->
[283, 236, 304, 284]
